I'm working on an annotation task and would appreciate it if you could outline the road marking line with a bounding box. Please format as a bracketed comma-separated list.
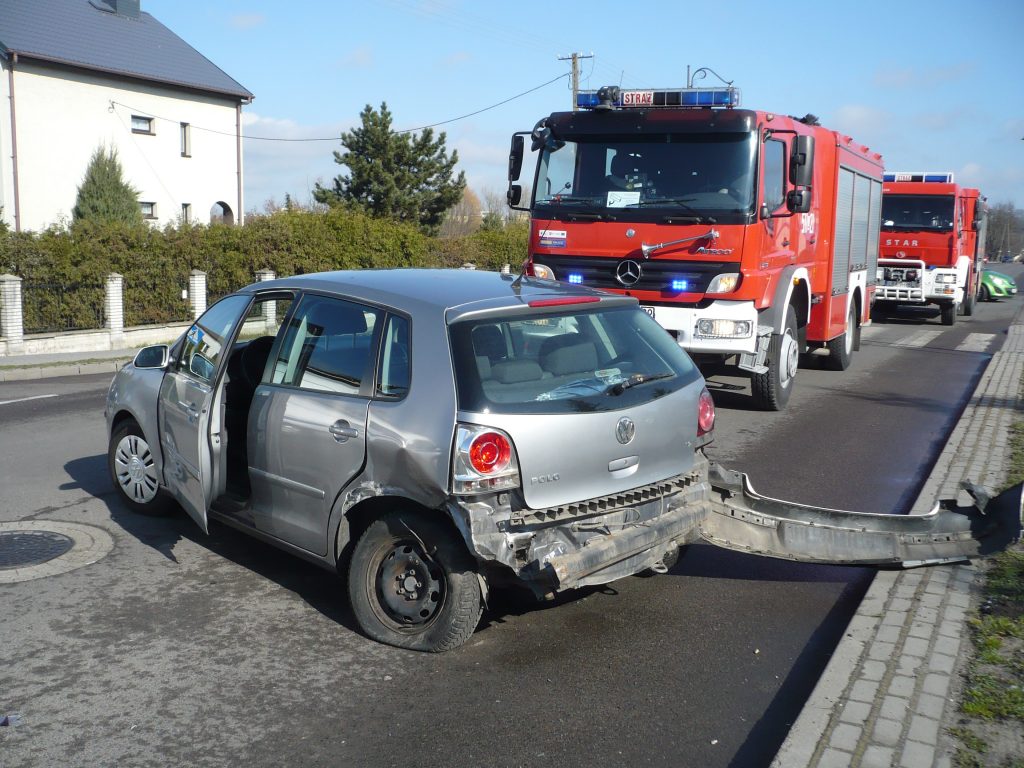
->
[891, 330, 943, 348]
[955, 333, 998, 353]
[0, 393, 59, 406]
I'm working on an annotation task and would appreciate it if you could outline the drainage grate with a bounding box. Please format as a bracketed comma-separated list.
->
[0, 530, 75, 570]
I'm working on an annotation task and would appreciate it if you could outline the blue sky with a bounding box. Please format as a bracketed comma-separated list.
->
[147, 0, 1024, 213]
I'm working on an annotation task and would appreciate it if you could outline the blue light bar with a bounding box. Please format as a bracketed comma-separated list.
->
[671, 279, 689, 291]
[576, 87, 740, 110]
[568, 273, 583, 285]
[883, 172, 955, 183]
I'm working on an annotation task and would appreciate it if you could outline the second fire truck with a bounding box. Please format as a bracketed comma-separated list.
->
[508, 84, 884, 410]
[876, 172, 987, 324]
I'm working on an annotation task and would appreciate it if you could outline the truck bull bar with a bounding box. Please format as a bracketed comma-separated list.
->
[704, 464, 1023, 567]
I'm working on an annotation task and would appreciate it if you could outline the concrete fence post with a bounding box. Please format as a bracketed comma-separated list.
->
[0, 274, 25, 353]
[189, 270, 207, 319]
[105, 273, 125, 344]
[255, 268, 276, 328]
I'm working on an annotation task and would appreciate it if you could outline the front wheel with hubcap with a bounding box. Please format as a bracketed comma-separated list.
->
[940, 302, 957, 326]
[108, 421, 173, 515]
[751, 306, 799, 411]
[349, 511, 482, 652]
[826, 303, 857, 371]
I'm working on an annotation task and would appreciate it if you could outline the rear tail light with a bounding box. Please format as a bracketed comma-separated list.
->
[697, 387, 715, 437]
[452, 424, 521, 495]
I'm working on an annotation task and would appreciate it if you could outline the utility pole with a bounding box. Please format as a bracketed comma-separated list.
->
[558, 52, 593, 111]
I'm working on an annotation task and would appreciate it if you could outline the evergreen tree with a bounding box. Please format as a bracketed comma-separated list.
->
[72, 146, 143, 226]
[314, 103, 466, 235]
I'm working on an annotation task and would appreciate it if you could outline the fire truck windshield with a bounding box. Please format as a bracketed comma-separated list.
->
[881, 194, 955, 232]
[534, 133, 756, 221]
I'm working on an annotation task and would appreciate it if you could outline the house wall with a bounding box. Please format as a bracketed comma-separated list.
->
[0, 59, 243, 231]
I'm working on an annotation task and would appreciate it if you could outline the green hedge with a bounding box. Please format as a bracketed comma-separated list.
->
[0, 208, 529, 332]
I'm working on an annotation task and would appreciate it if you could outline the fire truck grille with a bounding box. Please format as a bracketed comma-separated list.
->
[534, 254, 739, 293]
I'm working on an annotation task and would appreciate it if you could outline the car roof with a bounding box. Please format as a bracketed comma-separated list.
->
[239, 268, 636, 321]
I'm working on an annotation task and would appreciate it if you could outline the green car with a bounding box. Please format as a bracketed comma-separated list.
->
[980, 270, 1018, 301]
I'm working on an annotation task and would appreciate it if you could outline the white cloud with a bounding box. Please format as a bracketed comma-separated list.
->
[872, 62, 976, 90]
[229, 13, 265, 30]
[830, 105, 893, 141]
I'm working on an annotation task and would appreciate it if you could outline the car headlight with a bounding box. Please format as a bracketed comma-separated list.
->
[707, 273, 741, 293]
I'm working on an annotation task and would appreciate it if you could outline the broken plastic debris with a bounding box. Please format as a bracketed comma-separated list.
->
[754, 648, 760, 654]
[710, 739, 718, 745]
[383, 675, 393, 681]
[1, 713, 22, 727]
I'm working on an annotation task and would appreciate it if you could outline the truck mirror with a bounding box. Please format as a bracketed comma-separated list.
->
[973, 199, 985, 228]
[786, 189, 811, 214]
[507, 185, 523, 207]
[790, 135, 815, 187]
[508, 134, 524, 181]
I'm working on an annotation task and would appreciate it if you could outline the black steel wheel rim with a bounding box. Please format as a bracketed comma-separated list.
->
[373, 539, 446, 630]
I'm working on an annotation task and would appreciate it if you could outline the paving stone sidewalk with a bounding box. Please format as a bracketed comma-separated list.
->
[774, 311, 1024, 768]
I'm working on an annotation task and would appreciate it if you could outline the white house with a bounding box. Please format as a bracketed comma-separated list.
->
[0, 0, 253, 231]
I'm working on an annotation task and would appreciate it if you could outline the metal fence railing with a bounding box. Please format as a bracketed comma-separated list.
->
[21, 281, 105, 334]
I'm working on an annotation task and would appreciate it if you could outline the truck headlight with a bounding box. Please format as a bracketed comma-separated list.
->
[695, 319, 752, 338]
[936, 273, 957, 284]
[707, 273, 740, 293]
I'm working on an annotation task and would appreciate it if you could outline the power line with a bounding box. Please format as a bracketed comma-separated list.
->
[107, 73, 568, 143]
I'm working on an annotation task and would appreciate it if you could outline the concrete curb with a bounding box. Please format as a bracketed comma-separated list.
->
[0, 358, 131, 382]
[773, 307, 1024, 768]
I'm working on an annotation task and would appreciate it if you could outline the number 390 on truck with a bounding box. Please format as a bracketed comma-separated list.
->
[507, 84, 884, 410]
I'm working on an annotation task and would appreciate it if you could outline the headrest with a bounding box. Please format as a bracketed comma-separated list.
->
[472, 325, 506, 360]
[491, 360, 544, 384]
[543, 341, 598, 376]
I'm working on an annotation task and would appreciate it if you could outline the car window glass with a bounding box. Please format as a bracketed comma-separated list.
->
[451, 306, 700, 414]
[763, 139, 785, 212]
[378, 315, 410, 398]
[237, 294, 292, 342]
[177, 294, 251, 383]
[270, 295, 379, 394]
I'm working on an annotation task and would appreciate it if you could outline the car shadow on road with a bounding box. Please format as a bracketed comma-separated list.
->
[62, 452, 363, 635]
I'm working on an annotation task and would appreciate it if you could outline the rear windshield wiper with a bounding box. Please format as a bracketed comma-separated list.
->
[606, 372, 674, 395]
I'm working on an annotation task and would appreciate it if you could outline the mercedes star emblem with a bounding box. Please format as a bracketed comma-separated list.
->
[616, 259, 643, 286]
[616, 417, 636, 445]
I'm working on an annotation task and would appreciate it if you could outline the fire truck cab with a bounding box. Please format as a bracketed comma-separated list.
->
[509, 85, 883, 410]
[876, 173, 987, 325]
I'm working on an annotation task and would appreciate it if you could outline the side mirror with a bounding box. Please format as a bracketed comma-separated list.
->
[789, 135, 815, 187]
[786, 189, 811, 214]
[973, 200, 985, 229]
[133, 345, 169, 370]
[507, 185, 523, 207]
[508, 134, 524, 182]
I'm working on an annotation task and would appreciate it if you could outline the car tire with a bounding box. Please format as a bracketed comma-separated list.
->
[980, 284, 991, 302]
[751, 306, 798, 411]
[826, 303, 857, 371]
[940, 302, 957, 326]
[108, 420, 174, 515]
[349, 511, 482, 652]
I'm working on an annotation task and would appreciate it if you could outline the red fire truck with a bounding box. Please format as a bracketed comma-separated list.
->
[876, 172, 987, 324]
[507, 85, 884, 410]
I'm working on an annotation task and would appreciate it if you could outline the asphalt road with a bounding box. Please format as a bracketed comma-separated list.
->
[1, 267, 1020, 768]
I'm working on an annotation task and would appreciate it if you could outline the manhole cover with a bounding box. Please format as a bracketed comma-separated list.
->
[0, 530, 75, 570]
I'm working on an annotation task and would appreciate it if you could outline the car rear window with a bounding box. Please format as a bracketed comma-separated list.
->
[449, 305, 701, 414]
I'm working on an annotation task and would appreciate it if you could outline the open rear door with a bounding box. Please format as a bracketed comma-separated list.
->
[704, 464, 1023, 567]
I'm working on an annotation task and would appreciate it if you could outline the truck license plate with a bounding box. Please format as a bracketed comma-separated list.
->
[641, 306, 656, 318]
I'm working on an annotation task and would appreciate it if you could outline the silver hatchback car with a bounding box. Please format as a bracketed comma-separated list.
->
[106, 269, 715, 650]
[106, 269, 1022, 651]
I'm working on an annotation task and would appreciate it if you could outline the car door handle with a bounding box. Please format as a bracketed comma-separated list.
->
[328, 420, 360, 442]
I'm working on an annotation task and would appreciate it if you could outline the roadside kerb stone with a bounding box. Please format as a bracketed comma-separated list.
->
[0, 357, 130, 382]
[772, 308, 1024, 768]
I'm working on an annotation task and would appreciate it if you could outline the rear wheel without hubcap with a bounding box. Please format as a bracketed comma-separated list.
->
[349, 511, 482, 652]
[940, 302, 957, 326]
[751, 306, 798, 411]
[826, 303, 857, 371]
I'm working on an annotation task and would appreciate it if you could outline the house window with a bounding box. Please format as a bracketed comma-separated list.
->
[181, 203, 191, 223]
[131, 115, 154, 135]
[140, 202, 157, 219]
[180, 122, 191, 157]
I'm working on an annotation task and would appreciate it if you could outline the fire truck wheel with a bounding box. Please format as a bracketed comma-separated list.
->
[961, 290, 976, 316]
[752, 306, 798, 411]
[940, 302, 957, 326]
[826, 304, 856, 371]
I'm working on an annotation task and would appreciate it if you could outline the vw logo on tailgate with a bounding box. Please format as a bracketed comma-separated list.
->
[615, 417, 636, 445]
[615, 259, 643, 286]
